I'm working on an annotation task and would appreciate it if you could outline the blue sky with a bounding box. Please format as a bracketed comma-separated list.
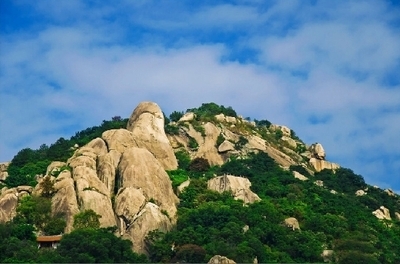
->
[1, 0, 399, 192]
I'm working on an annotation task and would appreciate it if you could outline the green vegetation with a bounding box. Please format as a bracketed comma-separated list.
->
[147, 152, 400, 263]
[167, 169, 189, 190]
[73, 209, 101, 230]
[169, 111, 184, 122]
[187, 136, 199, 150]
[216, 133, 225, 147]
[187, 102, 237, 121]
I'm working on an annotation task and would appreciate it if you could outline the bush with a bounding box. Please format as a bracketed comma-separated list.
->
[169, 111, 184, 122]
[188, 136, 199, 150]
[175, 150, 191, 170]
[216, 133, 225, 147]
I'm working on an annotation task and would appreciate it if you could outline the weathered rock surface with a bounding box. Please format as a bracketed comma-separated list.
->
[281, 136, 297, 149]
[355, 190, 366, 196]
[194, 122, 224, 166]
[395, 212, 400, 221]
[123, 202, 173, 255]
[0, 186, 33, 223]
[102, 129, 138, 153]
[51, 170, 79, 233]
[284, 217, 300, 230]
[0, 162, 10, 181]
[208, 175, 261, 204]
[270, 124, 291, 137]
[97, 151, 120, 195]
[309, 143, 326, 160]
[117, 147, 178, 217]
[177, 179, 190, 196]
[293, 171, 308, 181]
[46, 161, 66, 176]
[218, 140, 235, 153]
[179, 112, 195, 122]
[127, 101, 178, 170]
[384, 189, 396, 196]
[372, 206, 391, 220]
[314, 180, 324, 187]
[68, 144, 116, 228]
[309, 158, 340, 172]
[321, 250, 334, 263]
[115, 187, 146, 231]
[208, 255, 236, 264]
[0, 188, 19, 223]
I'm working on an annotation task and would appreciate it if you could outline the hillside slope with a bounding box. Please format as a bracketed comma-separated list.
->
[1, 101, 399, 263]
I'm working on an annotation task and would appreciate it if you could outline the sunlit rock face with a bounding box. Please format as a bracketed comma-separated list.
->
[207, 175, 261, 204]
[126, 101, 178, 170]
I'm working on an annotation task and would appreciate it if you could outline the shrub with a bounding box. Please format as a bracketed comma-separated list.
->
[188, 136, 199, 150]
[216, 133, 225, 147]
[175, 150, 191, 170]
[169, 111, 184, 122]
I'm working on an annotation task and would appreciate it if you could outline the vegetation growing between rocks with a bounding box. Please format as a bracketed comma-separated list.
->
[2, 102, 400, 263]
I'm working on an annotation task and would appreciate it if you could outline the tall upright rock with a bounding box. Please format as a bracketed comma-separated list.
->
[127, 102, 178, 170]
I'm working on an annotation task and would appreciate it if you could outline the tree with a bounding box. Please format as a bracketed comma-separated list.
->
[57, 228, 147, 263]
[73, 209, 101, 229]
[169, 111, 184, 122]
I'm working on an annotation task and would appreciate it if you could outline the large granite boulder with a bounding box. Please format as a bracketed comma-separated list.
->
[309, 143, 326, 160]
[0, 188, 19, 223]
[0, 162, 10, 181]
[284, 217, 300, 230]
[122, 202, 173, 255]
[127, 101, 178, 170]
[372, 206, 391, 220]
[207, 175, 261, 204]
[208, 255, 236, 264]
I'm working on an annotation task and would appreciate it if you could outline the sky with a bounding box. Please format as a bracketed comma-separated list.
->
[0, 0, 399, 192]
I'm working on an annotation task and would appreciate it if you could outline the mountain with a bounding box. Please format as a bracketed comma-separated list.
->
[0, 101, 399, 263]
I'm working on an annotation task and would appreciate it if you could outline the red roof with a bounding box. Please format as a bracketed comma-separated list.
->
[37, 235, 62, 242]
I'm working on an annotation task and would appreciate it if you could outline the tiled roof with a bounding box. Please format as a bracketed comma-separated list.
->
[36, 235, 62, 242]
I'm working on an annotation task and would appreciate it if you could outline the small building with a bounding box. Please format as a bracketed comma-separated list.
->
[37, 235, 62, 249]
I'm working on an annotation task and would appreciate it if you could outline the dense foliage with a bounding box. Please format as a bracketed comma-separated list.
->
[186, 102, 237, 120]
[149, 152, 400, 263]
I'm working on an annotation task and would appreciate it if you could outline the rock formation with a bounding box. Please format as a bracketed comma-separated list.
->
[307, 143, 339, 172]
[355, 190, 366, 196]
[395, 212, 400, 221]
[384, 189, 396, 196]
[309, 158, 340, 172]
[293, 171, 308, 181]
[207, 175, 261, 204]
[284, 217, 300, 230]
[126, 101, 178, 170]
[372, 206, 391, 220]
[208, 255, 236, 264]
[0, 162, 10, 181]
[314, 180, 324, 187]
[0, 186, 33, 223]
[179, 112, 195, 122]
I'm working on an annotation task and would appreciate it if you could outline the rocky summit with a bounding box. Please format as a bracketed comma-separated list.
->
[1, 101, 400, 263]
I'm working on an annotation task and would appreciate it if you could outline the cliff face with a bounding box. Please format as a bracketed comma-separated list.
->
[11, 101, 178, 255]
